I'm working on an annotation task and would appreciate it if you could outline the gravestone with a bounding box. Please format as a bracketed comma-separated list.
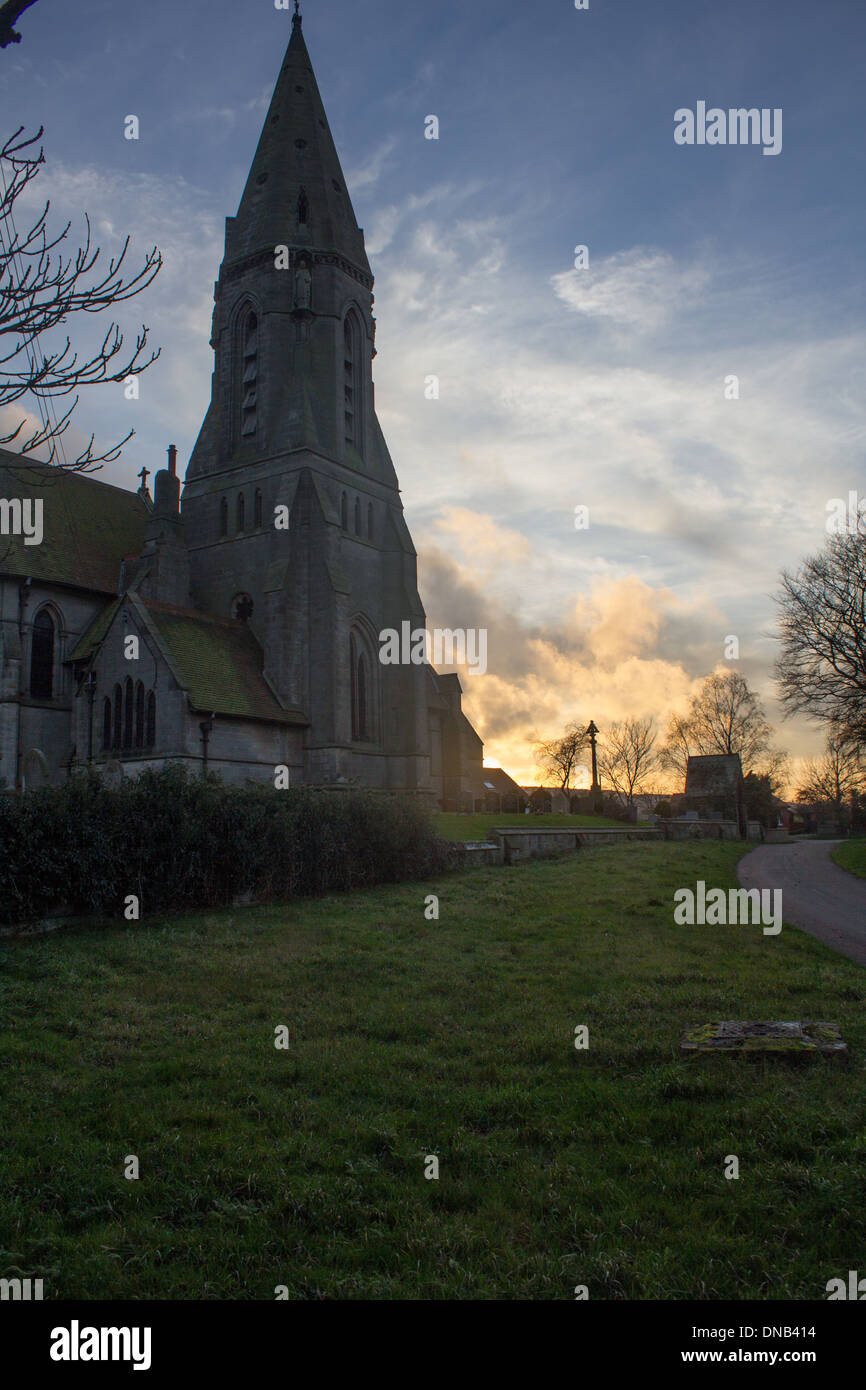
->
[681, 1020, 847, 1057]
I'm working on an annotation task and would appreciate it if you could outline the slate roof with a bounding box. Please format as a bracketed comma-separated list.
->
[481, 766, 524, 796]
[0, 451, 148, 594]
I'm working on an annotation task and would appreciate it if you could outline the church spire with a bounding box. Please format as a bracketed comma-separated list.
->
[224, 9, 370, 278]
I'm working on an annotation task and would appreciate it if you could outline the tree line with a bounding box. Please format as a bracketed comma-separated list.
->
[536, 529, 866, 832]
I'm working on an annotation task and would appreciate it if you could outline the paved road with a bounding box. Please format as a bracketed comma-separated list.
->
[738, 839, 866, 966]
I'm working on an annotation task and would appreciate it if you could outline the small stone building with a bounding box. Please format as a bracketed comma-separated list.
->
[681, 753, 746, 835]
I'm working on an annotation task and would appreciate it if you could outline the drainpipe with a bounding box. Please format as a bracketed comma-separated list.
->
[85, 669, 97, 763]
[16, 578, 31, 792]
[199, 712, 215, 776]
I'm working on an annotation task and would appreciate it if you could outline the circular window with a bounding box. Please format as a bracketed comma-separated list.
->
[295, 139, 307, 150]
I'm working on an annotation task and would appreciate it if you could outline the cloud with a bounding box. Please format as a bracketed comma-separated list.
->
[551, 248, 711, 334]
[344, 137, 398, 193]
[417, 517, 717, 784]
[368, 187, 865, 779]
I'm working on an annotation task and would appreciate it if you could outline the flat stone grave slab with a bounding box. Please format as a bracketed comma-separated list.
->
[681, 1020, 848, 1057]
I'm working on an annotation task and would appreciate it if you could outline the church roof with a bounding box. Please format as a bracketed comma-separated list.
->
[225, 10, 370, 277]
[0, 452, 148, 594]
[139, 599, 307, 726]
[70, 594, 307, 727]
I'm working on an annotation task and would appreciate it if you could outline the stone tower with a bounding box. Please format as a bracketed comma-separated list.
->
[182, 8, 433, 791]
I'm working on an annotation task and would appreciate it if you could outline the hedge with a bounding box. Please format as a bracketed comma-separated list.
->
[0, 765, 452, 926]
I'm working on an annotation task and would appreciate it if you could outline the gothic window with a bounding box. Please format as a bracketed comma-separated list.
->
[354, 497, 361, 535]
[145, 691, 156, 748]
[113, 684, 123, 750]
[134, 681, 145, 749]
[357, 652, 368, 741]
[237, 492, 245, 532]
[123, 677, 134, 749]
[350, 633, 359, 739]
[220, 497, 228, 537]
[30, 609, 55, 698]
[241, 310, 258, 438]
[254, 489, 263, 529]
[102, 697, 112, 752]
[349, 627, 375, 743]
[343, 311, 363, 448]
[341, 491, 348, 529]
[297, 188, 308, 225]
[367, 502, 373, 540]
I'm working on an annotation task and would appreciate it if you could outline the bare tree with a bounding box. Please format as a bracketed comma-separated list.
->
[534, 722, 589, 790]
[0, 1, 37, 49]
[660, 671, 783, 784]
[775, 534, 866, 747]
[796, 729, 865, 818]
[0, 126, 162, 470]
[658, 711, 692, 785]
[598, 717, 659, 806]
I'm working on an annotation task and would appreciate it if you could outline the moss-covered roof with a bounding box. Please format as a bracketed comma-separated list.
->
[0, 451, 148, 594]
[67, 597, 122, 663]
[142, 600, 307, 726]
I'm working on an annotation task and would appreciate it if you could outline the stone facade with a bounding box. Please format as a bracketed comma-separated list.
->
[0, 13, 485, 801]
[681, 753, 747, 835]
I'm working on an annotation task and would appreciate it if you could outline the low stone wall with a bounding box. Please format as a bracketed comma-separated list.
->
[453, 820, 743, 868]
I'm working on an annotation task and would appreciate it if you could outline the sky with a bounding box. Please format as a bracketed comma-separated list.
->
[2, 0, 865, 790]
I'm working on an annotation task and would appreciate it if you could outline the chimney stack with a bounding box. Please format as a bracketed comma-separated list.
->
[168, 444, 177, 476]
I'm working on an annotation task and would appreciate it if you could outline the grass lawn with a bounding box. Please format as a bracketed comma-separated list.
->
[2, 840, 865, 1300]
[831, 839, 866, 880]
[434, 810, 623, 840]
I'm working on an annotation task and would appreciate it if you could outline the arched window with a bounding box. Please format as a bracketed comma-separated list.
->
[123, 677, 134, 749]
[354, 497, 361, 535]
[297, 188, 308, 225]
[237, 493, 245, 532]
[145, 691, 156, 748]
[343, 311, 363, 448]
[350, 633, 359, 740]
[102, 697, 112, 752]
[341, 491, 348, 529]
[241, 309, 258, 438]
[254, 489, 263, 529]
[367, 502, 373, 540]
[220, 497, 228, 538]
[30, 609, 55, 698]
[350, 628, 375, 743]
[357, 651, 368, 741]
[113, 684, 123, 750]
[134, 681, 145, 749]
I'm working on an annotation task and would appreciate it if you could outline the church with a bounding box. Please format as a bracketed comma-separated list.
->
[0, 9, 486, 805]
